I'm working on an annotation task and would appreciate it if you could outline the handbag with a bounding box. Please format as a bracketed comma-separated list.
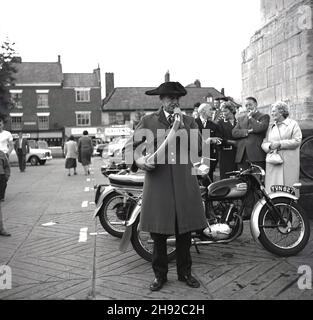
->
[266, 125, 283, 165]
[266, 149, 283, 165]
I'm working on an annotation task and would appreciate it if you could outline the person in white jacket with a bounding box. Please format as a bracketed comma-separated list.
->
[261, 101, 302, 195]
[64, 135, 78, 176]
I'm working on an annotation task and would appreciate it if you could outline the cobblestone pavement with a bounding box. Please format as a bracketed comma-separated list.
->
[0, 158, 312, 300]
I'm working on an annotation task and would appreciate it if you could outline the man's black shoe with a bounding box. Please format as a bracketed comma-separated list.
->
[150, 277, 167, 292]
[0, 229, 11, 237]
[178, 275, 200, 288]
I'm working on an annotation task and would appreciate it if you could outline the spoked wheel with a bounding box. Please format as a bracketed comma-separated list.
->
[258, 197, 310, 256]
[130, 216, 176, 262]
[98, 192, 136, 238]
[300, 136, 313, 179]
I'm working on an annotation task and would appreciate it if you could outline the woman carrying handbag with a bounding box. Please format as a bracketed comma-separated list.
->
[261, 101, 302, 195]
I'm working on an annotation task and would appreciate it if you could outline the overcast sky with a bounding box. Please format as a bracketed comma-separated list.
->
[0, 0, 261, 101]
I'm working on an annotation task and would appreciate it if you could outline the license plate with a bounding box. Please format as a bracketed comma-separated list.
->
[270, 185, 295, 195]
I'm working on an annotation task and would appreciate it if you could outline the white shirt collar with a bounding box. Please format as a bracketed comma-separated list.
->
[200, 115, 207, 123]
[163, 109, 171, 119]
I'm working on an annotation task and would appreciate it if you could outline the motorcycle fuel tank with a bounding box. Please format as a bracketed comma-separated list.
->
[207, 178, 248, 200]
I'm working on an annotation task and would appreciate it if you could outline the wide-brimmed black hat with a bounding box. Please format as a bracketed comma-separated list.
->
[145, 82, 187, 97]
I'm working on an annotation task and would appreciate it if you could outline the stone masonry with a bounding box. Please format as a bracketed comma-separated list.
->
[242, 0, 313, 129]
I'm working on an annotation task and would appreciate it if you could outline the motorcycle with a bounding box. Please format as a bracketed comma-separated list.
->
[94, 165, 144, 238]
[119, 162, 311, 261]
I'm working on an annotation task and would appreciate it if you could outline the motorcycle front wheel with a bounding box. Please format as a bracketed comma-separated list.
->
[130, 216, 177, 262]
[98, 192, 136, 238]
[258, 197, 310, 257]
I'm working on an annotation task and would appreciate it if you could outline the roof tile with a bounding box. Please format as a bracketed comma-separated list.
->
[103, 87, 224, 111]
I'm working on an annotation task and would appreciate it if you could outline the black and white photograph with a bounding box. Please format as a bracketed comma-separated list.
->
[0, 0, 313, 308]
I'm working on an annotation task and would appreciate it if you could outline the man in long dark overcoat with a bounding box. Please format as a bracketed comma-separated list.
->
[127, 81, 207, 291]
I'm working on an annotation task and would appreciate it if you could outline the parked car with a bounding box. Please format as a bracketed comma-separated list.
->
[93, 143, 109, 157]
[9, 146, 53, 166]
[107, 137, 128, 157]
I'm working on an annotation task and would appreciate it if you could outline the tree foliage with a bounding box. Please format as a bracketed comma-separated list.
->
[0, 39, 17, 117]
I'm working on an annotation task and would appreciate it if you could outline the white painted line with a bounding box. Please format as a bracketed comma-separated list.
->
[42, 222, 58, 226]
[89, 201, 95, 205]
[89, 232, 108, 236]
[86, 178, 91, 182]
[81, 201, 89, 208]
[84, 187, 90, 192]
[78, 227, 88, 242]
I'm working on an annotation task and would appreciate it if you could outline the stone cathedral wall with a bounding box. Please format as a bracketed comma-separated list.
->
[242, 0, 313, 129]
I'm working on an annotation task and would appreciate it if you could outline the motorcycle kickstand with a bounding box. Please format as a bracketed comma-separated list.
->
[193, 240, 201, 254]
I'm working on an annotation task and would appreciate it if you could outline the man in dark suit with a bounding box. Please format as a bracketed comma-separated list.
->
[232, 97, 270, 217]
[128, 82, 207, 292]
[195, 103, 221, 183]
[232, 97, 270, 170]
[14, 132, 30, 172]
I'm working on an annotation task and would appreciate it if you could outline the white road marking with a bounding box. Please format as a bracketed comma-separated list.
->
[78, 227, 88, 242]
[81, 201, 89, 208]
[86, 178, 91, 182]
[41, 222, 58, 226]
[89, 232, 108, 236]
[84, 187, 90, 192]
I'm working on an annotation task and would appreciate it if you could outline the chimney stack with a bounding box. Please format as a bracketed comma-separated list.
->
[194, 79, 201, 88]
[105, 72, 115, 97]
[165, 70, 170, 82]
[58, 55, 61, 63]
[93, 65, 101, 87]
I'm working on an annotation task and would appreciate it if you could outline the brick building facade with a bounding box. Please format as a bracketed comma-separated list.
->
[8, 56, 102, 145]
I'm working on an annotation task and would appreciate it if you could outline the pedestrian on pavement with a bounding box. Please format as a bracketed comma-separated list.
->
[77, 130, 93, 175]
[64, 135, 78, 176]
[217, 102, 238, 179]
[232, 97, 270, 217]
[195, 103, 221, 183]
[14, 132, 30, 172]
[127, 81, 207, 292]
[0, 116, 14, 159]
[0, 149, 11, 236]
[261, 101, 302, 194]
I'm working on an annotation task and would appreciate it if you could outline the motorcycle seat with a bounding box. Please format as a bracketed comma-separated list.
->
[108, 174, 144, 188]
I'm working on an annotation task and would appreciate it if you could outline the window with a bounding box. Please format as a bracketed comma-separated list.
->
[109, 112, 117, 125]
[11, 92, 23, 108]
[76, 112, 91, 126]
[108, 112, 130, 125]
[37, 93, 49, 107]
[38, 116, 49, 130]
[206, 94, 213, 103]
[75, 89, 90, 102]
[11, 117, 22, 130]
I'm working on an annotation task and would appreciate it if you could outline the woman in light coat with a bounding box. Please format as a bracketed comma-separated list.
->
[64, 135, 78, 176]
[261, 101, 302, 194]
